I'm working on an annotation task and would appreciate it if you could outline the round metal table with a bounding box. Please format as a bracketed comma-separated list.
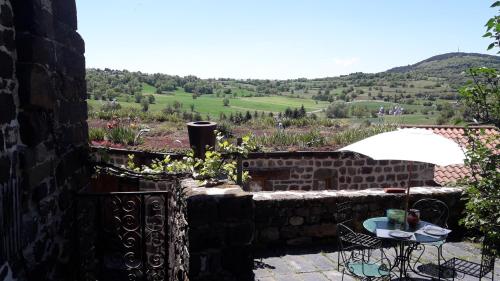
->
[363, 217, 448, 280]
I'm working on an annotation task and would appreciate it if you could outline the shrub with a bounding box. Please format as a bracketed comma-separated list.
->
[326, 102, 348, 118]
[107, 126, 137, 145]
[101, 100, 121, 112]
[89, 127, 106, 141]
[254, 130, 326, 148]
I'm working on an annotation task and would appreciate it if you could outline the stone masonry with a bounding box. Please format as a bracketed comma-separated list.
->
[244, 152, 436, 191]
[0, 0, 89, 280]
[253, 187, 464, 249]
[184, 179, 255, 281]
[90, 148, 438, 192]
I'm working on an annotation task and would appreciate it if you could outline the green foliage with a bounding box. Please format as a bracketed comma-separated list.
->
[460, 129, 500, 242]
[484, 1, 500, 52]
[89, 127, 106, 141]
[460, 2, 500, 245]
[126, 132, 255, 186]
[141, 97, 149, 112]
[101, 100, 122, 112]
[107, 126, 137, 145]
[459, 67, 500, 127]
[326, 102, 348, 118]
[254, 130, 326, 148]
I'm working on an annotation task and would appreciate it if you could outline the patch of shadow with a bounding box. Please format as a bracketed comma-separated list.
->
[416, 263, 456, 279]
[254, 260, 276, 270]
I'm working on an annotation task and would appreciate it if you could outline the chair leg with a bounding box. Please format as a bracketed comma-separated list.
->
[338, 251, 340, 270]
[438, 246, 441, 281]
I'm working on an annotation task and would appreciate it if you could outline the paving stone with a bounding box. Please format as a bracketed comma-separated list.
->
[298, 272, 330, 281]
[254, 267, 273, 278]
[262, 257, 294, 275]
[302, 253, 336, 271]
[322, 270, 356, 281]
[255, 277, 276, 281]
[282, 254, 317, 273]
[253, 242, 493, 281]
[273, 274, 302, 281]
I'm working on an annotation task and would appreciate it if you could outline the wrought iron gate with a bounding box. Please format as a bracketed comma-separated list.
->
[76, 190, 170, 281]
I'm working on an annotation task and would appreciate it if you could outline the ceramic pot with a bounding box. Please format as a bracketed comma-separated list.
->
[407, 209, 420, 228]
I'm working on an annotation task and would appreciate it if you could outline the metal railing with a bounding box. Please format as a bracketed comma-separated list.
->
[75, 190, 170, 281]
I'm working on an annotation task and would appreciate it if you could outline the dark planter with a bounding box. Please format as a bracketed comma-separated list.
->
[187, 121, 217, 159]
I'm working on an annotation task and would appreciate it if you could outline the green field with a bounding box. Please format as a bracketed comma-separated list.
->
[88, 87, 330, 117]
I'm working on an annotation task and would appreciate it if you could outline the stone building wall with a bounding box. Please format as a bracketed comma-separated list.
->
[1, 0, 89, 280]
[253, 187, 464, 249]
[0, 1, 22, 280]
[244, 152, 437, 191]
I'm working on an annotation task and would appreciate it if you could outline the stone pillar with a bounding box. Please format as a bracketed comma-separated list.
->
[184, 179, 255, 281]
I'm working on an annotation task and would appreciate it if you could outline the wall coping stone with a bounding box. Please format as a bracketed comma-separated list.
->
[252, 186, 463, 201]
[182, 178, 251, 198]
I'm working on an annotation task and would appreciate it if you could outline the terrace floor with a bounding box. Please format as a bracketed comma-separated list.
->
[254, 241, 499, 281]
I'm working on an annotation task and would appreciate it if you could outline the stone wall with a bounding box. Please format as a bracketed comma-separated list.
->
[244, 152, 436, 191]
[0, 0, 89, 280]
[253, 187, 464, 249]
[184, 179, 255, 281]
[0, 1, 22, 280]
[90, 148, 438, 192]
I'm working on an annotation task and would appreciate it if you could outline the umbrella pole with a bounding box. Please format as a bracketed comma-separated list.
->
[404, 161, 413, 230]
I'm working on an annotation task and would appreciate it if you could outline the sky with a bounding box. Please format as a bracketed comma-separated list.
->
[76, 1, 498, 79]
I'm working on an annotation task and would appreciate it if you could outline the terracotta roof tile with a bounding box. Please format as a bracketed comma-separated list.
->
[401, 125, 499, 186]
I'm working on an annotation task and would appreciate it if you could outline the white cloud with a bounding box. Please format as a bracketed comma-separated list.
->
[333, 57, 360, 67]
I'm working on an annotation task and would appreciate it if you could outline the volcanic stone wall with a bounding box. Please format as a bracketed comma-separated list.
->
[253, 187, 464, 249]
[244, 152, 437, 191]
[0, 1, 22, 280]
[184, 179, 255, 281]
[0, 0, 89, 280]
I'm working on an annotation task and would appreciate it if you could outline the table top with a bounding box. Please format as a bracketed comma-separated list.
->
[363, 216, 447, 243]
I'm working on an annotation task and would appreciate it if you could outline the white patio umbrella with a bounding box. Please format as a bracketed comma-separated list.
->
[338, 128, 466, 224]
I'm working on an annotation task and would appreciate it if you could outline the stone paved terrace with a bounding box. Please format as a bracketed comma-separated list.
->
[254, 241, 500, 281]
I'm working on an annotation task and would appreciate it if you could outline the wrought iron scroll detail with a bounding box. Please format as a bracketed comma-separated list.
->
[76, 191, 169, 281]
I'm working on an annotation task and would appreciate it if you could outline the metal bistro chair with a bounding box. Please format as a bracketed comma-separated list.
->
[443, 236, 496, 281]
[335, 201, 383, 270]
[411, 198, 450, 278]
[338, 223, 392, 281]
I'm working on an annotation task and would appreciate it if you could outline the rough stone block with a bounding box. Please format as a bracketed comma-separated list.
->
[218, 195, 253, 222]
[0, 93, 15, 123]
[0, 4, 13, 27]
[0, 29, 15, 51]
[225, 221, 254, 245]
[259, 227, 279, 241]
[289, 216, 304, 226]
[0, 155, 11, 182]
[51, 0, 77, 29]
[0, 50, 13, 79]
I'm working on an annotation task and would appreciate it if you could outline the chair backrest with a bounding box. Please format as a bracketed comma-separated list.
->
[336, 223, 357, 266]
[480, 236, 497, 276]
[412, 199, 449, 228]
[337, 223, 391, 278]
[336, 201, 354, 228]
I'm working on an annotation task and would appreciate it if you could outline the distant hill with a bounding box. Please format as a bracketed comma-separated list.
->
[386, 52, 500, 85]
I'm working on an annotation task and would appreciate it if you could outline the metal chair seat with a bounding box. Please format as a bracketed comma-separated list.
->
[443, 258, 487, 278]
[341, 231, 381, 248]
[347, 261, 391, 278]
[441, 236, 496, 281]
